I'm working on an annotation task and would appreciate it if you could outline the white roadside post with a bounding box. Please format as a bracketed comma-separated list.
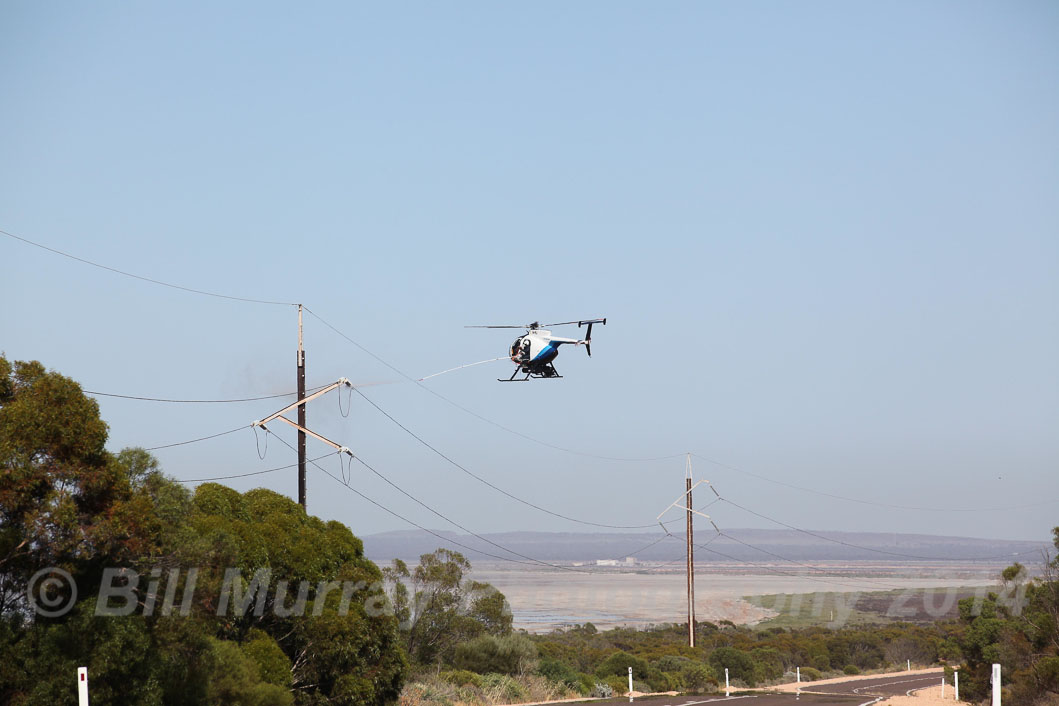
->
[725, 667, 730, 696]
[796, 666, 800, 683]
[955, 668, 960, 701]
[907, 659, 911, 672]
[992, 663, 1001, 705]
[942, 676, 946, 697]
[627, 666, 633, 696]
[77, 667, 89, 706]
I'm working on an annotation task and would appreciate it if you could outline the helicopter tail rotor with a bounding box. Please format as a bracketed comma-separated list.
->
[578, 318, 606, 356]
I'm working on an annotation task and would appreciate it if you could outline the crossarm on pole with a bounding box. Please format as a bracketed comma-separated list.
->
[257, 420, 352, 456]
[253, 377, 351, 426]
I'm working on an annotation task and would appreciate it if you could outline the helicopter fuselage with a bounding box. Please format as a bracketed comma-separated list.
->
[509, 330, 581, 377]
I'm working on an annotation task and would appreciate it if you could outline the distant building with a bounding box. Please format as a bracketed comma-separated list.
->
[595, 559, 619, 566]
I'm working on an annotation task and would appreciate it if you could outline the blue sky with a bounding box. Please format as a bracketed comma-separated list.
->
[2, 2, 1057, 545]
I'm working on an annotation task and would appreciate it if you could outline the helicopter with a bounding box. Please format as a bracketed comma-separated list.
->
[467, 318, 606, 381]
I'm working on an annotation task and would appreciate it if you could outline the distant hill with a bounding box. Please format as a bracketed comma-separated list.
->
[362, 528, 1048, 565]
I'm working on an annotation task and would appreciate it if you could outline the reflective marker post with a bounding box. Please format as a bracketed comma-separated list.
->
[725, 668, 730, 696]
[627, 666, 632, 696]
[992, 664, 1001, 705]
[77, 667, 89, 706]
[955, 669, 959, 701]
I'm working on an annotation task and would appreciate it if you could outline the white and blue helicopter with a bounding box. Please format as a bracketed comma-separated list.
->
[467, 318, 607, 381]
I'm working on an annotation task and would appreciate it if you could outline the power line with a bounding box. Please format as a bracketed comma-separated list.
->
[691, 452, 1059, 513]
[13, 233, 1040, 520]
[173, 453, 335, 483]
[715, 531, 904, 590]
[690, 536, 900, 592]
[288, 441, 590, 572]
[307, 306, 1053, 517]
[86, 384, 329, 404]
[2, 228, 297, 306]
[352, 454, 589, 573]
[719, 496, 1049, 562]
[269, 433, 588, 573]
[144, 425, 248, 451]
[352, 386, 669, 530]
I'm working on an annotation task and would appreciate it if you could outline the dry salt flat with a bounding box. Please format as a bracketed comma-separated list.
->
[471, 567, 994, 632]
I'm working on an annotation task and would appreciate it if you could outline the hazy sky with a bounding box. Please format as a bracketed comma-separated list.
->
[2, 2, 1057, 548]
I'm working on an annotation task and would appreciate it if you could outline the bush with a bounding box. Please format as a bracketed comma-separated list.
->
[453, 634, 538, 675]
[590, 681, 613, 698]
[537, 657, 579, 689]
[709, 647, 757, 687]
[595, 650, 649, 679]
[654, 655, 693, 673]
[439, 669, 483, 688]
[605, 674, 629, 695]
[799, 667, 823, 681]
[811, 654, 831, 672]
[480, 673, 525, 701]
[682, 664, 717, 693]
[577, 673, 597, 695]
[843, 665, 860, 675]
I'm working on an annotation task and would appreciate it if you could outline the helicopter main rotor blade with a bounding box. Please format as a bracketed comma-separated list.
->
[465, 325, 531, 329]
[543, 317, 608, 327]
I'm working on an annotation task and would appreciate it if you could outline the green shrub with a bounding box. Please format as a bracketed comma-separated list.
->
[537, 657, 579, 689]
[800, 667, 823, 681]
[595, 650, 649, 679]
[843, 665, 860, 675]
[811, 654, 831, 672]
[605, 674, 629, 695]
[682, 664, 717, 693]
[654, 655, 693, 673]
[480, 673, 525, 701]
[453, 634, 538, 675]
[439, 670, 483, 688]
[709, 647, 757, 687]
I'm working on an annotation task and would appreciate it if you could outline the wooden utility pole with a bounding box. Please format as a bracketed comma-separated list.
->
[686, 453, 695, 647]
[297, 305, 306, 508]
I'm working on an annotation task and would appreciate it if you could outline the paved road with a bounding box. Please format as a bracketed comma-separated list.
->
[596, 672, 943, 706]
[809, 672, 943, 699]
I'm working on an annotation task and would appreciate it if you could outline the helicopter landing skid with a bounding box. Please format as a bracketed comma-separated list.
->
[499, 366, 562, 382]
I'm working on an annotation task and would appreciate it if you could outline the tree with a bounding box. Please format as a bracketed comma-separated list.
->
[387, 548, 512, 665]
[0, 358, 409, 705]
[956, 530, 1059, 703]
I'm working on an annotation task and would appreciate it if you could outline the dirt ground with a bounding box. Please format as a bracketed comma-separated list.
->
[768, 667, 944, 693]
[878, 683, 962, 704]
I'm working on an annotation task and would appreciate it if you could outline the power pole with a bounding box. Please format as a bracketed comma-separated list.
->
[297, 305, 306, 508]
[656, 465, 712, 648]
[686, 453, 695, 647]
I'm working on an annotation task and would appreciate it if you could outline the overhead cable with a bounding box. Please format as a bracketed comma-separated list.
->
[692, 452, 1059, 513]
[269, 433, 588, 573]
[144, 425, 248, 451]
[720, 496, 1050, 562]
[173, 453, 335, 483]
[285, 440, 591, 572]
[2, 228, 297, 306]
[352, 386, 668, 530]
[85, 384, 328, 404]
